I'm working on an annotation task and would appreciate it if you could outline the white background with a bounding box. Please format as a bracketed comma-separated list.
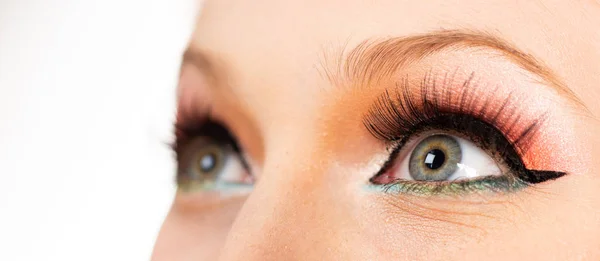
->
[0, 0, 197, 260]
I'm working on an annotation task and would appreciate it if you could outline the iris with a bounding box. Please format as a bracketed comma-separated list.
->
[408, 135, 461, 181]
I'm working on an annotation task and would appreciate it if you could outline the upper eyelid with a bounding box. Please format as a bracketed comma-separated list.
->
[318, 29, 588, 113]
[177, 52, 267, 168]
[178, 48, 241, 102]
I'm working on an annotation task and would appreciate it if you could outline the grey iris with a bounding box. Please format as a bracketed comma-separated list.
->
[408, 134, 462, 181]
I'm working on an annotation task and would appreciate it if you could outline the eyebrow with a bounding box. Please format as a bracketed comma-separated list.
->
[319, 30, 586, 109]
[181, 48, 218, 82]
[182, 30, 586, 110]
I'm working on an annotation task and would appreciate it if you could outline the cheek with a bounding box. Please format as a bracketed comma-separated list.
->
[152, 195, 246, 261]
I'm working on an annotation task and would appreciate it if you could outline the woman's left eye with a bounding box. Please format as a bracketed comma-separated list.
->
[371, 133, 504, 185]
[175, 121, 253, 193]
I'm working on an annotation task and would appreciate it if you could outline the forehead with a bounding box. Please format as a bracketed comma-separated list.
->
[190, 0, 600, 115]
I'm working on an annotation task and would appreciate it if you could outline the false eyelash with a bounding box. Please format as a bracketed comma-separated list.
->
[364, 71, 565, 184]
[364, 71, 540, 154]
[172, 108, 208, 156]
[173, 108, 240, 156]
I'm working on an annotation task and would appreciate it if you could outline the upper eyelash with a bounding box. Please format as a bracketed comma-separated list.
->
[172, 109, 208, 157]
[173, 109, 230, 157]
[363, 71, 542, 156]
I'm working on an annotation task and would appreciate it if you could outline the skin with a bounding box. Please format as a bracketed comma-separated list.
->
[153, 0, 600, 260]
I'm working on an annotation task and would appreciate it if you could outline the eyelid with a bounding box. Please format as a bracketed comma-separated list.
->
[378, 176, 526, 196]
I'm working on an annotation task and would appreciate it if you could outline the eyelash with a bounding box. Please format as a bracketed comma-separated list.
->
[364, 72, 565, 195]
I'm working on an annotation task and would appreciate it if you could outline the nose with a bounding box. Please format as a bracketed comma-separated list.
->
[216, 159, 369, 260]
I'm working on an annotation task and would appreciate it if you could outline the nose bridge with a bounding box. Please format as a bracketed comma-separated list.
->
[218, 148, 344, 260]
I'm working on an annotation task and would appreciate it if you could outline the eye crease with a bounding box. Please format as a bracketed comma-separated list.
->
[365, 71, 566, 195]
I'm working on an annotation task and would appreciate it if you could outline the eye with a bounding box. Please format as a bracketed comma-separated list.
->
[371, 133, 503, 185]
[175, 120, 253, 193]
[362, 74, 568, 195]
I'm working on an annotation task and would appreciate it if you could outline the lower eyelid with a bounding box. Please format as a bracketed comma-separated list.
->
[174, 190, 250, 211]
[374, 191, 522, 239]
[378, 176, 527, 196]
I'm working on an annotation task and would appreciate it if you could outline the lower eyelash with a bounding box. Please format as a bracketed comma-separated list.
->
[382, 176, 527, 196]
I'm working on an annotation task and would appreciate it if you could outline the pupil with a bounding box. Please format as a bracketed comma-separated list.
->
[200, 153, 216, 172]
[424, 149, 446, 170]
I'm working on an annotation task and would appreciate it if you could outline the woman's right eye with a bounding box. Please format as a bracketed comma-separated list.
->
[175, 121, 253, 193]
